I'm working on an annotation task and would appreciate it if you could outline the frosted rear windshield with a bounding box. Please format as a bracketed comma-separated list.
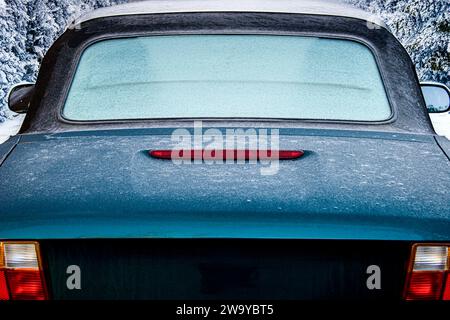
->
[63, 35, 392, 121]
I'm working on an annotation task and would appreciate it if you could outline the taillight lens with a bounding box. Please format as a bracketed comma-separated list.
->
[404, 244, 450, 300]
[0, 242, 47, 300]
[0, 270, 9, 300]
[443, 274, 450, 300]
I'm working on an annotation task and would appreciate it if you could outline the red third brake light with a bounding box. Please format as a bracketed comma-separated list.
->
[0, 242, 48, 300]
[404, 244, 450, 300]
[149, 149, 304, 160]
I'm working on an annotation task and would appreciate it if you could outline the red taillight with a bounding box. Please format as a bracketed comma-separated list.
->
[0, 271, 9, 300]
[404, 244, 450, 300]
[7, 270, 47, 300]
[149, 149, 304, 160]
[406, 272, 444, 300]
[0, 242, 48, 300]
[442, 273, 450, 300]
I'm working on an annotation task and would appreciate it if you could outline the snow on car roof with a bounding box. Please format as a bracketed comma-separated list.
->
[76, 0, 389, 30]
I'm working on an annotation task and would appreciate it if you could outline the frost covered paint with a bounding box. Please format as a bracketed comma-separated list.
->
[0, 128, 448, 240]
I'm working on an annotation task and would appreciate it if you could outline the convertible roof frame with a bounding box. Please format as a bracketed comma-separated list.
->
[21, 12, 431, 135]
[74, 0, 389, 30]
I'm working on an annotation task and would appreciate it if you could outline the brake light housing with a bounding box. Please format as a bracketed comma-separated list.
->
[0, 242, 48, 300]
[404, 244, 450, 300]
[149, 149, 304, 161]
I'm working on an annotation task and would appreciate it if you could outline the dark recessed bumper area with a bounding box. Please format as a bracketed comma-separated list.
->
[41, 239, 411, 300]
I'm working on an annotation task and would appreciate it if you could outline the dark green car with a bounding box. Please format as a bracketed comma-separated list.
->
[1, 0, 449, 301]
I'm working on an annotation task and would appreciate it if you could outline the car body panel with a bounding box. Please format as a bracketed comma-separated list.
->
[0, 135, 20, 165]
[435, 135, 450, 159]
[0, 128, 448, 240]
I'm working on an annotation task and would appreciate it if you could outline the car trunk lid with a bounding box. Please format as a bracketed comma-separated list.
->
[0, 128, 449, 240]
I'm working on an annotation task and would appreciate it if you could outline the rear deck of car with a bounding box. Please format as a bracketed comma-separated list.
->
[1, 0, 449, 301]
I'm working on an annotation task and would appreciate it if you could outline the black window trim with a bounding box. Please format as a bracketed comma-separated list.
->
[57, 28, 396, 126]
[23, 12, 433, 135]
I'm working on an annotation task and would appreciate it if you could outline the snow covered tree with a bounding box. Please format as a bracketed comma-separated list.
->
[345, 0, 449, 86]
[0, 0, 127, 121]
[0, 0, 32, 120]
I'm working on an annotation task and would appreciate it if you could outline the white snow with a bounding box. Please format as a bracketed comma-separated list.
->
[0, 114, 25, 144]
[429, 112, 450, 140]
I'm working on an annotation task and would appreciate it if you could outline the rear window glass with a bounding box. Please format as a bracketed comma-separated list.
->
[63, 35, 391, 121]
